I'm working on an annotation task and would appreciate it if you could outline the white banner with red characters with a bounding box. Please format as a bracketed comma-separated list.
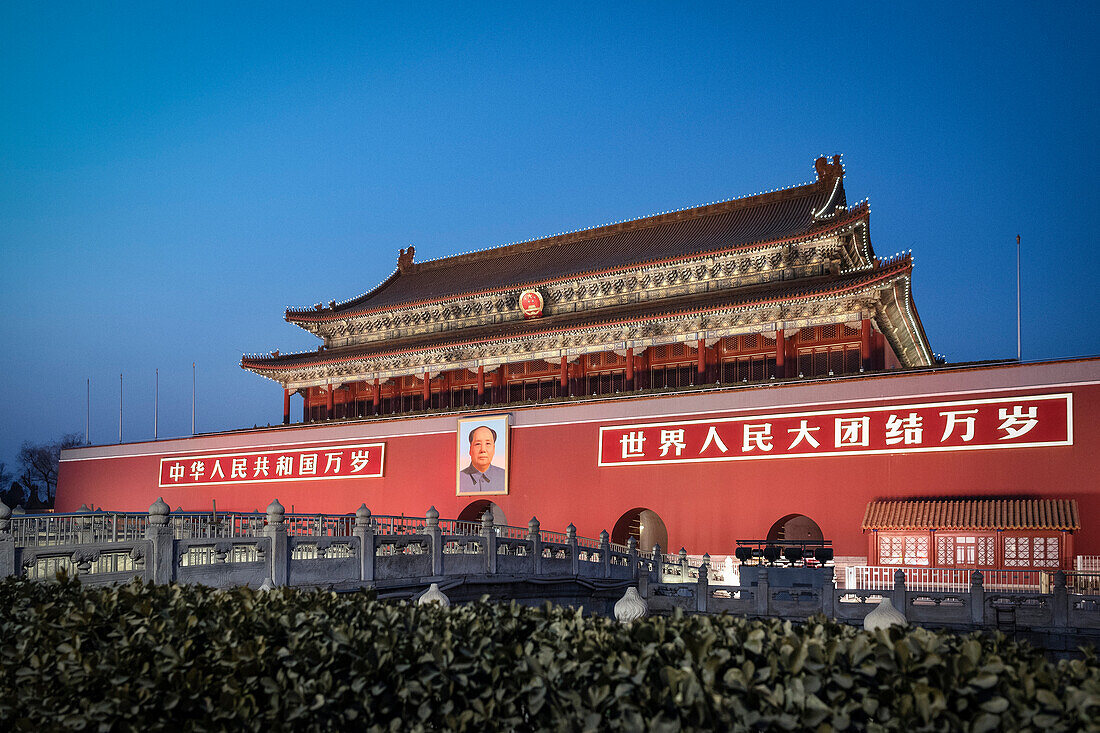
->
[159, 442, 385, 487]
[598, 393, 1072, 466]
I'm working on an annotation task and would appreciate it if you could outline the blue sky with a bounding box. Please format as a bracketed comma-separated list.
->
[1, 2, 1097, 470]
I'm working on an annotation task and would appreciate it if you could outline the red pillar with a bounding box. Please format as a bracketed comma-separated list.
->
[696, 339, 705, 383]
[873, 332, 886, 371]
[477, 365, 485, 405]
[625, 348, 634, 391]
[326, 385, 335, 420]
[371, 378, 380, 415]
[860, 319, 872, 372]
[283, 388, 291, 425]
[559, 357, 568, 396]
[775, 329, 785, 379]
[422, 372, 430, 404]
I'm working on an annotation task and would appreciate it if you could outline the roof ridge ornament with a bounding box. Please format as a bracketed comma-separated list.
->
[814, 154, 843, 182]
[397, 245, 417, 274]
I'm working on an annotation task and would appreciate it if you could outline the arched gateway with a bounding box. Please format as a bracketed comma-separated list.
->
[458, 500, 507, 527]
[767, 514, 823, 543]
[611, 508, 668, 552]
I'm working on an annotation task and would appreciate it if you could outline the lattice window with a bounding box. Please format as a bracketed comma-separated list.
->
[937, 536, 954, 565]
[845, 349, 861, 374]
[588, 352, 603, 367]
[652, 345, 667, 359]
[828, 350, 844, 375]
[508, 362, 526, 375]
[813, 352, 828, 376]
[842, 323, 860, 337]
[742, 334, 758, 349]
[799, 327, 816, 342]
[880, 536, 905, 565]
[797, 354, 812, 377]
[1035, 537, 1060, 567]
[978, 537, 995, 566]
[1004, 537, 1027, 566]
[905, 536, 930, 566]
[822, 324, 837, 339]
[751, 358, 764, 381]
[670, 343, 686, 357]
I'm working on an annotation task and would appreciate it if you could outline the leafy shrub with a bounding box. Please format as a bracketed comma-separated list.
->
[0, 576, 1097, 731]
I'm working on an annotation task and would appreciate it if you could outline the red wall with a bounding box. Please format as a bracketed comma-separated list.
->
[57, 360, 1100, 558]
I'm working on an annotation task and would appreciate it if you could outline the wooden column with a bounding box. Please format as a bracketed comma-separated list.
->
[775, 329, 785, 379]
[422, 372, 430, 404]
[326, 385, 335, 420]
[477, 365, 485, 405]
[860, 319, 872, 372]
[283, 388, 291, 425]
[303, 389, 310, 423]
[625, 348, 634, 391]
[559, 357, 568, 397]
[696, 339, 706, 383]
[372, 378, 380, 415]
[873, 332, 886, 370]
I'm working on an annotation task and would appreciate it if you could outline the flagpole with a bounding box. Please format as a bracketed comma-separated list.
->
[1016, 235, 1021, 362]
[86, 378, 90, 445]
[154, 368, 159, 440]
[192, 362, 196, 435]
[119, 373, 123, 444]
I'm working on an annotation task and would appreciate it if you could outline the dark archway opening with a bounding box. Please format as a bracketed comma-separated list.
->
[766, 513, 823, 543]
[457, 500, 507, 527]
[611, 507, 669, 553]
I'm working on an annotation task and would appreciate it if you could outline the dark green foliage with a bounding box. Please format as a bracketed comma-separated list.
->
[0, 577, 1097, 731]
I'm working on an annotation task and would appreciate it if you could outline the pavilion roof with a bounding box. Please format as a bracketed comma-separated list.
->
[861, 499, 1080, 532]
[245, 255, 910, 372]
[287, 160, 849, 323]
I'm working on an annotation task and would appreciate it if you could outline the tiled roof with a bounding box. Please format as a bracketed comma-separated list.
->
[288, 168, 848, 321]
[245, 256, 908, 372]
[861, 499, 1080, 531]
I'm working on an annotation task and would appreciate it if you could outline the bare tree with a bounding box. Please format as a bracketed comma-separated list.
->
[17, 433, 83, 507]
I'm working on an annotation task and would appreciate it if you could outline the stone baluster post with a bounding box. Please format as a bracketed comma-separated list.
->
[599, 530, 611, 578]
[892, 569, 907, 618]
[627, 536, 638, 580]
[696, 553, 710, 612]
[652, 543, 663, 584]
[755, 566, 769, 616]
[481, 509, 497, 574]
[0, 500, 14, 579]
[425, 507, 443, 577]
[146, 497, 174, 584]
[353, 504, 375, 582]
[1052, 570, 1069, 628]
[820, 565, 835, 618]
[679, 547, 689, 580]
[263, 499, 288, 587]
[567, 523, 579, 576]
[528, 517, 542, 576]
[969, 570, 985, 625]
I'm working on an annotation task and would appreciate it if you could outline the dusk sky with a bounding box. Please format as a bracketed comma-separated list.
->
[1, 3, 1097, 473]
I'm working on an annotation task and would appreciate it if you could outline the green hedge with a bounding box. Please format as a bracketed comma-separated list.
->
[0, 576, 1097, 731]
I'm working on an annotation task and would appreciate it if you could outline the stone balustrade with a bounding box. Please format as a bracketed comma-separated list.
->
[2, 499, 1098, 650]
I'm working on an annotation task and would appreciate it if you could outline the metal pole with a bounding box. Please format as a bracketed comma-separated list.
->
[192, 362, 196, 435]
[119, 373, 123, 444]
[86, 378, 90, 444]
[154, 368, 159, 440]
[1016, 235, 1021, 362]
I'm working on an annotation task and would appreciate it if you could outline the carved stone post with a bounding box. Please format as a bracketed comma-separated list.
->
[820, 566, 835, 618]
[679, 547, 689, 580]
[353, 504, 375, 582]
[425, 506, 443, 577]
[263, 499, 288, 587]
[892, 569, 907, 617]
[599, 530, 611, 578]
[627, 536, 638, 580]
[146, 497, 174, 584]
[755, 566, 769, 616]
[697, 553, 710, 612]
[481, 509, 497, 575]
[652, 543, 663, 584]
[969, 570, 985, 625]
[1052, 570, 1069, 628]
[528, 517, 542, 576]
[567, 523, 579, 576]
[0, 500, 14, 579]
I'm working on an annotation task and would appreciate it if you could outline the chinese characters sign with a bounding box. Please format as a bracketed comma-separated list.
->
[159, 442, 385, 487]
[598, 394, 1071, 466]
